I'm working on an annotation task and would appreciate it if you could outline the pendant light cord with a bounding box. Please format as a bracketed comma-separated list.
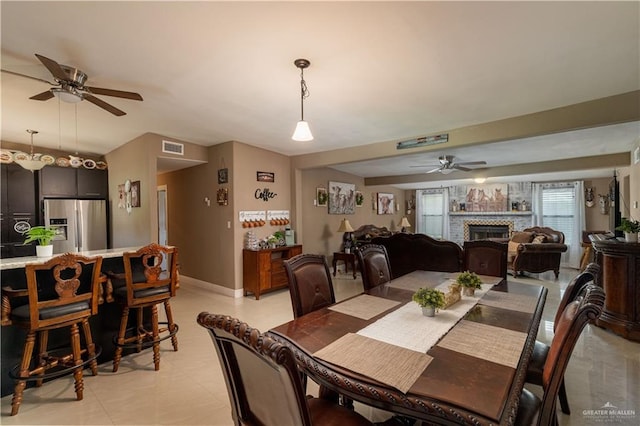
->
[300, 68, 309, 121]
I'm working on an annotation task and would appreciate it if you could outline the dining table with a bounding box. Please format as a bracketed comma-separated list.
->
[268, 270, 547, 425]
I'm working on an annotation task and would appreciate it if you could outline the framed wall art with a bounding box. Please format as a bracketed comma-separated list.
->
[355, 191, 364, 207]
[257, 171, 274, 182]
[329, 181, 355, 214]
[217, 168, 229, 184]
[377, 192, 394, 215]
[131, 181, 141, 208]
[316, 187, 328, 207]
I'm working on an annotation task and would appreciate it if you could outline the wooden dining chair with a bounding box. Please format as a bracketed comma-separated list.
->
[111, 243, 179, 372]
[7, 253, 103, 415]
[355, 244, 393, 291]
[197, 313, 372, 426]
[516, 284, 605, 425]
[525, 266, 599, 415]
[462, 240, 508, 278]
[283, 254, 336, 318]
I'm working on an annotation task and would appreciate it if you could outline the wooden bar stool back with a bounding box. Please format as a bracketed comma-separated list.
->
[112, 244, 179, 372]
[8, 253, 103, 416]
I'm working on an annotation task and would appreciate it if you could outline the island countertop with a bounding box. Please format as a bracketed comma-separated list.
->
[0, 247, 142, 270]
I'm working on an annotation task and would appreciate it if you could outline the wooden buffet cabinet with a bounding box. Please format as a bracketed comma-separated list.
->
[590, 235, 640, 342]
[243, 245, 302, 300]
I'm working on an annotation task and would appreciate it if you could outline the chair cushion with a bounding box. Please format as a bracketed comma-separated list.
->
[114, 285, 170, 300]
[525, 339, 549, 386]
[515, 387, 541, 426]
[11, 301, 90, 321]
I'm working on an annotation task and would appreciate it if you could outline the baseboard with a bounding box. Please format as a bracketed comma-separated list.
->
[180, 275, 244, 298]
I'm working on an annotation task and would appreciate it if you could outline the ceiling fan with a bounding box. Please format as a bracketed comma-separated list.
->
[410, 155, 487, 174]
[1, 53, 143, 116]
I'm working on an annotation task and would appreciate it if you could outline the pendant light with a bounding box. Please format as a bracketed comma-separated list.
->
[15, 130, 47, 172]
[292, 58, 313, 141]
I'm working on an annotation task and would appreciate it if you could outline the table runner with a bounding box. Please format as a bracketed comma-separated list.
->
[357, 283, 493, 353]
[436, 320, 527, 368]
[478, 290, 538, 313]
[313, 333, 433, 393]
[386, 270, 445, 292]
[328, 294, 401, 320]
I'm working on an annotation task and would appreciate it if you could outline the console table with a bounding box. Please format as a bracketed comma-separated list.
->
[243, 245, 302, 300]
[590, 235, 640, 342]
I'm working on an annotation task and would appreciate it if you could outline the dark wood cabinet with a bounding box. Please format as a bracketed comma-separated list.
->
[590, 235, 640, 342]
[243, 245, 302, 299]
[0, 164, 37, 257]
[39, 167, 108, 198]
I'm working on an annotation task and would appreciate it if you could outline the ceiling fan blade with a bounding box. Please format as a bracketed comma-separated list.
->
[425, 167, 442, 174]
[30, 90, 54, 101]
[456, 161, 487, 166]
[84, 86, 143, 101]
[83, 94, 126, 116]
[410, 164, 440, 168]
[452, 165, 472, 172]
[1, 68, 57, 85]
[35, 54, 69, 82]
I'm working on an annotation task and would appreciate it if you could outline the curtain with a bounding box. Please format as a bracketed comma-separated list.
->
[442, 187, 450, 240]
[569, 181, 586, 269]
[532, 183, 543, 227]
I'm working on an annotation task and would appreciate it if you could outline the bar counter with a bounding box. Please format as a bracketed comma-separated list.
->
[1, 247, 142, 397]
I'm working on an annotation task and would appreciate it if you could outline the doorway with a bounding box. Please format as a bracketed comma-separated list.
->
[157, 185, 168, 246]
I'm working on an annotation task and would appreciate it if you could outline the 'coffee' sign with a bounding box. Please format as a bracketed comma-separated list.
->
[255, 188, 277, 202]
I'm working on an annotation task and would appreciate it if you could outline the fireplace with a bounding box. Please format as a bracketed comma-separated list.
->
[464, 220, 514, 241]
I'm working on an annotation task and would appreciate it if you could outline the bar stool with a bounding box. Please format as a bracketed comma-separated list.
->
[5, 253, 103, 416]
[111, 244, 179, 372]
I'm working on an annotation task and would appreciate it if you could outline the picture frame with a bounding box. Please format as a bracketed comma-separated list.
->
[377, 192, 395, 215]
[131, 181, 141, 208]
[316, 187, 328, 207]
[217, 168, 229, 184]
[257, 171, 274, 183]
[329, 181, 355, 214]
[355, 191, 364, 207]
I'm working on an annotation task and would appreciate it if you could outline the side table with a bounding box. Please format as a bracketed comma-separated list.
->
[332, 251, 357, 279]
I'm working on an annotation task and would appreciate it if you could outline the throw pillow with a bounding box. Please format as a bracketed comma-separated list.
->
[508, 241, 521, 254]
[532, 234, 547, 244]
[511, 231, 534, 243]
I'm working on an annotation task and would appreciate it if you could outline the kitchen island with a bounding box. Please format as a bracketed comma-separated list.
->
[0, 247, 143, 397]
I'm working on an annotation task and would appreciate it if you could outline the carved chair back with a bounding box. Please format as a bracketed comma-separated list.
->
[553, 266, 598, 330]
[121, 243, 178, 307]
[356, 244, 393, 291]
[463, 240, 508, 278]
[284, 254, 336, 318]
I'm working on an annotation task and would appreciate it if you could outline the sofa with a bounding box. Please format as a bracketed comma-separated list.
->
[508, 226, 568, 278]
[353, 224, 393, 245]
[371, 233, 463, 278]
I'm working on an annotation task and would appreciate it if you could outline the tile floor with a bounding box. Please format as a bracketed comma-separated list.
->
[1, 269, 639, 425]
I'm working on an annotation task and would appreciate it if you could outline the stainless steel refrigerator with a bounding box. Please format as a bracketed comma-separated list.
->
[44, 199, 108, 254]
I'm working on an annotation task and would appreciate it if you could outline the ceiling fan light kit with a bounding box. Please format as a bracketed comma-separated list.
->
[292, 58, 313, 142]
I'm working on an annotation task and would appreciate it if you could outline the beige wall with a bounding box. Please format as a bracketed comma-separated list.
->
[584, 177, 614, 232]
[106, 132, 208, 248]
[297, 168, 405, 256]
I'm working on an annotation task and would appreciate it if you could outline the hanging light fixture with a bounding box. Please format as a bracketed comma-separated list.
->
[15, 130, 47, 172]
[292, 58, 313, 141]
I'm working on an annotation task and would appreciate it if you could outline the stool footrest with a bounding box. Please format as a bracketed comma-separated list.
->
[9, 345, 102, 381]
[112, 321, 179, 350]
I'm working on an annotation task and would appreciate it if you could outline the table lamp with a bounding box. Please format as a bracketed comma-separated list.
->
[337, 218, 355, 253]
[400, 217, 411, 233]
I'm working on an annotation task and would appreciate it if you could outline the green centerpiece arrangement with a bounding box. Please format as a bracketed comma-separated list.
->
[456, 270, 483, 296]
[23, 225, 58, 258]
[616, 217, 640, 243]
[412, 287, 445, 317]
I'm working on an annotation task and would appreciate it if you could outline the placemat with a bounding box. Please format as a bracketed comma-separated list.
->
[387, 270, 447, 292]
[314, 333, 433, 393]
[445, 273, 504, 286]
[328, 294, 401, 320]
[478, 290, 538, 313]
[436, 320, 527, 368]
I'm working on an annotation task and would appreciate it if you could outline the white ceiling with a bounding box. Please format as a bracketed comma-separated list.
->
[2, 1, 639, 185]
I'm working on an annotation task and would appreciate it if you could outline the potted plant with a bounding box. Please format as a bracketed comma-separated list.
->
[23, 225, 58, 258]
[412, 287, 445, 317]
[456, 270, 483, 296]
[616, 217, 640, 243]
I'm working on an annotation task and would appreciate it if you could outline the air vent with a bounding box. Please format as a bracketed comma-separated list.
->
[396, 134, 448, 150]
[162, 140, 184, 155]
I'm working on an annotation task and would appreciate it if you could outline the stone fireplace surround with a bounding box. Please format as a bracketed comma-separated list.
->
[449, 212, 533, 246]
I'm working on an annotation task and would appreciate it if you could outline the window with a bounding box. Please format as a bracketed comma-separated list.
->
[541, 186, 575, 249]
[417, 190, 445, 238]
